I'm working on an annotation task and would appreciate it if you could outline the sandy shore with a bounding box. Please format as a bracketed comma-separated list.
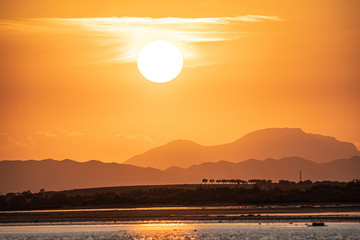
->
[1, 205, 360, 223]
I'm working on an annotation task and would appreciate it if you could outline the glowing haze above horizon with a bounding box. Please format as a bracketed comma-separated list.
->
[1, 0, 360, 163]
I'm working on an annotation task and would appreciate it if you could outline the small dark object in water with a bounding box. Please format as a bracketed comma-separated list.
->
[312, 222, 325, 226]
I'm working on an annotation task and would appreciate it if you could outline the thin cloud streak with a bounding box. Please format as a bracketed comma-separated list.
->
[79, 55, 136, 65]
[1, 15, 282, 37]
[52, 15, 282, 25]
[0, 15, 283, 66]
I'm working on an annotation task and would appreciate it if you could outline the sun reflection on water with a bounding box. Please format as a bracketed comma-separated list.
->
[126, 221, 195, 240]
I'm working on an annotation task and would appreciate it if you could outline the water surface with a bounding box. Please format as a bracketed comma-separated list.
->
[1, 221, 359, 240]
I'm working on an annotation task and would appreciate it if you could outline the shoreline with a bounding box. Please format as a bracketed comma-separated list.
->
[1, 205, 359, 224]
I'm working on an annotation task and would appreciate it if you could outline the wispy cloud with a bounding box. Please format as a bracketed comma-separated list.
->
[50, 15, 282, 26]
[0, 15, 283, 66]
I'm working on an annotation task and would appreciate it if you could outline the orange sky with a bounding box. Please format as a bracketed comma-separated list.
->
[1, 0, 359, 162]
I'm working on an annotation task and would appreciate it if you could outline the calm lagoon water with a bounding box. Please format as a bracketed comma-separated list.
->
[1, 222, 360, 240]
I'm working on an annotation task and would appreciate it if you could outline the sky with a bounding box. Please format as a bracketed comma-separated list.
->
[1, 0, 360, 163]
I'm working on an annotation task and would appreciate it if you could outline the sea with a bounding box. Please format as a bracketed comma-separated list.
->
[1, 206, 360, 239]
[1, 221, 360, 240]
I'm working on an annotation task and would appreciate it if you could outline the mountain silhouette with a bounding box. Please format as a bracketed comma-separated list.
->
[124, 128, 359, 169]
[1, 156, 359, 193]
[0, 159, 165, 194]
[173, 156, 360, 183]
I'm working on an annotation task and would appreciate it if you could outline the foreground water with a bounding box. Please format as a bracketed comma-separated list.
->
[1, 221, 360, 240]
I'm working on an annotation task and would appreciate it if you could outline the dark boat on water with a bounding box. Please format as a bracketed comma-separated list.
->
[311, 222, 325, 226]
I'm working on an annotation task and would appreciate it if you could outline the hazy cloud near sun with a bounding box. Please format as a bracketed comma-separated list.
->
[0, 130, 155, 162]
[0, 15, 282, 66]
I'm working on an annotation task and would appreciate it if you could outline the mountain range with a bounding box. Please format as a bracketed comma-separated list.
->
[125, 128, 360, 169]
[1, 156, 359, 194]
[1, 128, 359, 194]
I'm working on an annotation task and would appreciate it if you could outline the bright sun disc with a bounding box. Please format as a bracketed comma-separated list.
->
[137, 40, 183, 83]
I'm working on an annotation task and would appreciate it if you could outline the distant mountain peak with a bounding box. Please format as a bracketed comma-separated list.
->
[238, 128, 342, 144]
[61, 159, 77, 163]
[85, 160, 103, 164]
[164, 139, 202, 147]
[238, 128, 309, 142]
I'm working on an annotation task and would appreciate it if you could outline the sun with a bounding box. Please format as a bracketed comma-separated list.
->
[137, 40, 183, 83]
